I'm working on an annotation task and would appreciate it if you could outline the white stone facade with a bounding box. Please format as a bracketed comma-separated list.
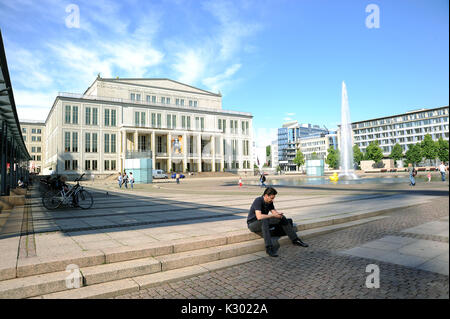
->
[20, 121, 45, 174]
[350, 106, 449, 155]
[41, 77, 253, 176]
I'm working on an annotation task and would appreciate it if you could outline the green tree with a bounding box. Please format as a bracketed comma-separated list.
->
[293, 150, 305, 168]
[390, 143, 404, 167]
[365, 141, 384, 163]
[405, 143, 423, 166]
[353, 144, 364, 168]
[266, 145, 271, 157]
[420, 134, 438, 164]
[436, 137, 449, 162]
[326, 147, 340, 169]
[311, 152, 319, 160]
[276, 165, 282, 173]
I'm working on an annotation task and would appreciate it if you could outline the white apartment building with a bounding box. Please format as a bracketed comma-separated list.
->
[297, 133, 337, 161]
[42, 77, 253, 176]
[20, 120, 45, 174]
[351, 106, 449, 155]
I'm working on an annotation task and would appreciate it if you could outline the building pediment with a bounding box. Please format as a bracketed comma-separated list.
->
[102, 78, 220, 97]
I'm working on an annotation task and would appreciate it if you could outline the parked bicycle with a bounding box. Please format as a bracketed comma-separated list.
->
[42, 173, 93, 210]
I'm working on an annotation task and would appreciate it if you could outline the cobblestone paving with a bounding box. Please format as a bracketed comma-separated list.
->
[114, 196, 449, 299]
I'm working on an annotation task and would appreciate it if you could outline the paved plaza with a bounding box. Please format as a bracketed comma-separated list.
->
[114, 195, 449, 299]
[0, 174, 448, 299]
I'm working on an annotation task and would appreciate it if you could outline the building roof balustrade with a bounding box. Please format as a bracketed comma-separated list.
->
[58, 92, 252, 117]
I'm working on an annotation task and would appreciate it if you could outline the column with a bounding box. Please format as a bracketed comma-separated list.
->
[122, 130, 127, 172]
[211, 136, 216, 172]
[9, 139, 14, 190]
[197, 134, 202, 172]
[220, 136, 224, 172]
[183, 133, 187, 172]
[134, 130, 138, 151]
[151, 131, 156, 171]
[1, 121, 7, 195]
[167, 133, 171, 172]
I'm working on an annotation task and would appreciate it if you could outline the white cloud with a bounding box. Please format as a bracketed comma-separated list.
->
[14, 90, 55, 109]
[172, 49, 207, 85]
[253, 127, 277, 148]
[202, 63, 241, 92]
[286, 112, 295, 116]
[168, 0, 262, 91]
[7, 47, 53, 89]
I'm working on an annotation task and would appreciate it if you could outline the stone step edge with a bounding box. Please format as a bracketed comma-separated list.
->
[8, 206, 399, 280]
[27, 215, 388, 299]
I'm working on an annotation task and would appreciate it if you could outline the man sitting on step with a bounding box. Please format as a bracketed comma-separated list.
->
[247, 187, 308, 257]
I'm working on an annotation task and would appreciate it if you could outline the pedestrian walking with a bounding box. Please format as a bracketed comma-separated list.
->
[123, 173, 128, 189]
[260, 173, 267, 187]
[129, 172, 134, 189]
[439, 162, 447, 182]
[427, 171, 432, 183]
[176, 172, 180, 184]
[239, 176, 242, 187]
[247, 187, 308, 257]
[118, 172, 123, 188]
[408, 163, 416, 186]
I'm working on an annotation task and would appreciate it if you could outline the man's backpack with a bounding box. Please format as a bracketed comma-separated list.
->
[412, 169, 417, 177]
[269, 218, 294, 237]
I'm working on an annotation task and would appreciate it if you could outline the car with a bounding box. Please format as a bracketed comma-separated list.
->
[171, 173, 185, 179]
[152, 169, 168, 179]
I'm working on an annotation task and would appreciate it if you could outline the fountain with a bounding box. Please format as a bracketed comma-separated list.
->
[339, 81, 358, 179]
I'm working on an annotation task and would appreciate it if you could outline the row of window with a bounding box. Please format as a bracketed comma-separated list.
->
[135, 112, 204, 131]
[354, 117, 448, 134]
[64, 160, 117, 171]
[218, 119, 250, 135]
[31, 147, 42, 153]
[130, 93, 198, 107]
[65, 105, 117, 127]
[355, 126, 448, 141]
[354, 110, 449, 128]
[23, 136, 42, 142]
[31, 155, 42, 161]
[64, 132, 117, 153]
[22, 128, 42, 134]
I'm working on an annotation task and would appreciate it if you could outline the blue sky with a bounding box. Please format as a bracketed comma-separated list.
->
[0, 0, 448, 147]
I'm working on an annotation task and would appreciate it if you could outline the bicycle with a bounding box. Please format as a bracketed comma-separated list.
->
[42, 173, 94, 210]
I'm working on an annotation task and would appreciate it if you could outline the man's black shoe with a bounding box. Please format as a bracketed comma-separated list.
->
[266, 246, 278, 257]
[292, 238, 309, 247]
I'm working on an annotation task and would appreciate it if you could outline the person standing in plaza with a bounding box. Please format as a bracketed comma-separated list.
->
[129, 172, 134, 189]
[439, 162, 447, 182]
[123, 172, 128, 189]
[427, 171, 432, 183]
[408, 163, 416, 186]
[247, 187, 308, 257]
[239, 176, 242, 187]
[260, 173, 266, 188]
[176, 172, 180, 184]
[118, 172, 123, 188]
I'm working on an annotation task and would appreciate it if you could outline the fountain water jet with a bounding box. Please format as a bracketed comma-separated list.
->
[339, 81, 358, 179]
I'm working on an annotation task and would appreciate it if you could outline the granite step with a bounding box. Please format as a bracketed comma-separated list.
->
[0, 214, 388, 299]
[8, 206, 397, 281]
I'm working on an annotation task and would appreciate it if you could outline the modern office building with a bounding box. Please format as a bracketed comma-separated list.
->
[39, 76, 253, 176]
[20, 120, 45, 174]
[350, 106, 449, 155]
[297, 132, 337, 161]
[278, 121, 329, 171]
